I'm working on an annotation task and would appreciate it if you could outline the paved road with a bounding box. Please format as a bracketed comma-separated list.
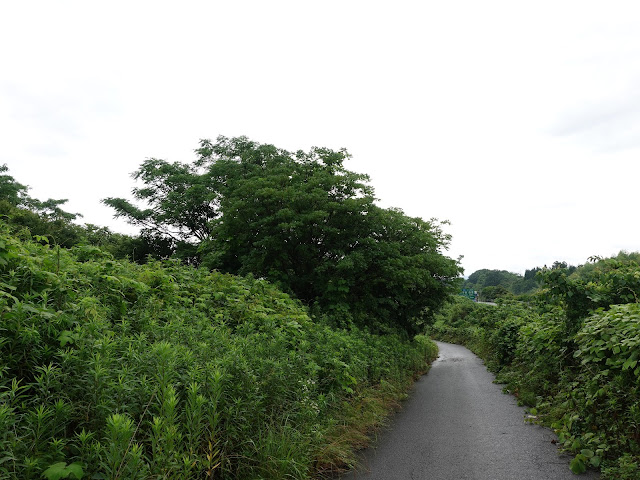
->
[341, 341, 600, 480]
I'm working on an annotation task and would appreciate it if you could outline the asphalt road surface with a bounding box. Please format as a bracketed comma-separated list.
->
[340, 341, 600, 480]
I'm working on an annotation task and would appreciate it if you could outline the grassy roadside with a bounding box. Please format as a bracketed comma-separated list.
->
[313, 337, 438, 477]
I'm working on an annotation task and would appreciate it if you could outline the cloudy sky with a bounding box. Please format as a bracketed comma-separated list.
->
[2, 1, 639, 275]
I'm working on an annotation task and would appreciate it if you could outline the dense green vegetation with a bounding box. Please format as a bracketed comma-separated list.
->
[463, 267, 547, 301]
[0, 222, 438, 479]
[463, 262, 581, 302]
[104, 136, 462, 334]
[463, 269, 536, 300]
[1, 153, 450, 479]
[7, 143, 639, 479]
[431, 254, 640, 478]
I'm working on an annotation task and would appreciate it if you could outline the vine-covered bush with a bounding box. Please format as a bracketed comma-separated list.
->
[0, 222, 437, 479]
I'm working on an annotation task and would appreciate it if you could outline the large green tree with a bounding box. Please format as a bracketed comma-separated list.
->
[195, 138, 375, 302]
[321, 207, 461, 333]
[104, 136, 461, 333]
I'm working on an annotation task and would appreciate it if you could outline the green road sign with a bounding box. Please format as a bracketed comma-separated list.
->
[461, 288, 477, 300]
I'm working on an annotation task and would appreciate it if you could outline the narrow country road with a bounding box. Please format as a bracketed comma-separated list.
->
[340, 341, 600, 480]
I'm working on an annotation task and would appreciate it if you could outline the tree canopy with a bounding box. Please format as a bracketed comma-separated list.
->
[0, 164, 29, 207]
[104, 136, 462, 334]
[0, 164, 84, 246]
[464, 267, 541, 300]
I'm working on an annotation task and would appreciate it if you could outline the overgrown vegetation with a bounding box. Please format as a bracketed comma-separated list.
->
[0, 221, 438, 479]
[462, 264, 573, 301]
[1, 155, 449, 479]
[431, 254, 640, 478]
[103, 136, 462, 334]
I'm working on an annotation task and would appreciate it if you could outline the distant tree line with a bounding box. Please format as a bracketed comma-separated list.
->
[0, 165, 173, 261]
[464, 261, 578, 301]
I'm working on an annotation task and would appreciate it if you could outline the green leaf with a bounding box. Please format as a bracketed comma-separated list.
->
[58, 330, 76, 347]
[580, 449, 594, 458]
[43, 463, 69, 480]
[570, 456, 587, 474]
[42, 462, 84, 480]
[65, 463, 84, 479]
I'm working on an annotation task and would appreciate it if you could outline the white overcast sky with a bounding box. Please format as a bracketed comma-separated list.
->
[2, 1, 639, 275]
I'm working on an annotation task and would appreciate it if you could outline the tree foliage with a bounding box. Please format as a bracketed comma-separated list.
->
[0, 165, 174, 262]
[104, 136, 461, 334]
[0, 164, 83, 246]
[464, 268, 539, 299]
[538, 253, 640, 331]
[1, 164, 81, 223]
[0, 164, 30, 207]
[103, 158, 218, 244]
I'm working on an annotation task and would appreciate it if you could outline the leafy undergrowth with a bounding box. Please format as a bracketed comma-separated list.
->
[0, 222, 437, 479]
[429, 279, 640, 479]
